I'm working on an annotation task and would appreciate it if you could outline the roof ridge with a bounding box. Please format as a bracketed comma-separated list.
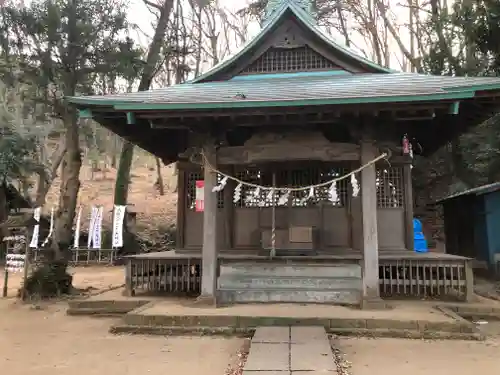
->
[188, 2, 392, 84]
[263, 0, 316, 26]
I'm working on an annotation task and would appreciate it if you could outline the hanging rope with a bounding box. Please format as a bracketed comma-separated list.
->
[193, 150, 391, 192]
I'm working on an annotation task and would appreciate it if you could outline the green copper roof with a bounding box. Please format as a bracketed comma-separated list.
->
[67, 72, 500, 110]
[264, 0, 316, 25]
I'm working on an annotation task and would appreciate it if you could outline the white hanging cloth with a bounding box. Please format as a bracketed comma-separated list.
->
[306, 187, 315, 200]
[87, 206, 98, 248]
[29, 207, 42, 248]
[299, 187, 315, 205]
[112, 205, 127, 248]
[41, 207, 55, 247]
[73, 206, 82, 249]
[351, 174, 360, 197]
[278, 190, 290, 206]
[233, 183, 242, 203]
[328, 182, 339, 204]
[212, 176, 228, 192]
[266, 189, 274, 203]
[92, 206, 104, 249]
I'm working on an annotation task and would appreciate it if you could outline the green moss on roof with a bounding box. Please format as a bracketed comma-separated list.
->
[264, 0, 316, 25]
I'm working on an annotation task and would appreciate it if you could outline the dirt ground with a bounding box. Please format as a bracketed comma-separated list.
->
[1, 266, 126, 297]
[0, 267, 242, 375]
[0, 299, 242, 375]
[338, 336, 500, 375]
[2, 266, 500, 375]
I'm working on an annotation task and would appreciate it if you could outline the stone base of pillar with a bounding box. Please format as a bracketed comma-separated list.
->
[122, 288, 135, 297]
[361, 297, 390, 310]
[193, 294, 218, 308]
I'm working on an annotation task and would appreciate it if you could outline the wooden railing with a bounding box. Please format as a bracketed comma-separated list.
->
[378, 258, 473, 301]
[31, 248, 118, 266]
[125, 257, 201, 296]
[123, 255, 473, 302]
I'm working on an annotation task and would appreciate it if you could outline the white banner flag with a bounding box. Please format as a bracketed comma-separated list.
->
[41, 207, 55, 247]
[112, 205, 127, 248]
[92, 206, 103, 249]
[87, 206, 98, 248]
[73, 207, 82, 249]
[29, 207, 42, 248]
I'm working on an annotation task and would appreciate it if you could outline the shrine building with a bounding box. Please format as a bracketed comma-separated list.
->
[67, 0, 500, 307]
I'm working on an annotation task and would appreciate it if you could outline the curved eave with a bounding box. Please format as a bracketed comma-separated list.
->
[67, 88, 499, 111]
[188, 3, 392, 84]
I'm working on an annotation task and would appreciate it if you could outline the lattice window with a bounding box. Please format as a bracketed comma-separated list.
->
[234, 168, 272, 208]
[186, 171, 224, 210]
[234, 165, 349, 208]
[287, 166, 349, 207]
[241, 46, 340, 74]
[376, 167, 404, 208]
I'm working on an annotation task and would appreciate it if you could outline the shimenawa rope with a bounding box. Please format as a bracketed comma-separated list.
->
[197, 151, 390, 192]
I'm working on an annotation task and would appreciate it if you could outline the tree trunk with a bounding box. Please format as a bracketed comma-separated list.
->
[53, 111, 81, 261]
[155, 157, 165, 195]
[0, 183, 7, 238]
[114, 141, 134, 205]
[26, 117, 76, 299]
[336, 2, 350, 47]
[0, 183, 7, 260]
[113, 0, 174, 208]
[374, 0, 423, 72]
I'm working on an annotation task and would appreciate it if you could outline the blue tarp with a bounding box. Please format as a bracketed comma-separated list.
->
[413, 218, 428, 253]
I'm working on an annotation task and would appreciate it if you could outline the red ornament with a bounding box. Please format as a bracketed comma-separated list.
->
[402, 134, 410, 155]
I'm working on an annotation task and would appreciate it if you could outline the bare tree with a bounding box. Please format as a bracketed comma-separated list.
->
[114, 0, 174, 207]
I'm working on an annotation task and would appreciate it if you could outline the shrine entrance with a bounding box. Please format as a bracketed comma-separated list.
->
[181, 156, 407, 256]
[232, 163, 352, 255]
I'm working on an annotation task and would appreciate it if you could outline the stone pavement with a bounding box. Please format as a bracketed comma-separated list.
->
[243, 326, 337, 375]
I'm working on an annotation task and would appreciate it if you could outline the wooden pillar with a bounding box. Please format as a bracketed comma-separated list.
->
[403, 164, 414, 251]
[198, 143, 218, 305]
[223, 172, 235, 249]
[176, 168, 186, 249]
[360, 141, 381, 304]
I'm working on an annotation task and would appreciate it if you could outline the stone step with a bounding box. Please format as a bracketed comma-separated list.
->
[219, 263, 361, 278]
[218, 288, 361, 305]
[218, 275, 361, 290]
[66, 307, 131, 316]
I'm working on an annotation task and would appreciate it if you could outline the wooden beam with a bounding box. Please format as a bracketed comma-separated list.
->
[217, 142, 361, 164]
[360, 141, 380, 303]
[133, 102, 451, 120]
